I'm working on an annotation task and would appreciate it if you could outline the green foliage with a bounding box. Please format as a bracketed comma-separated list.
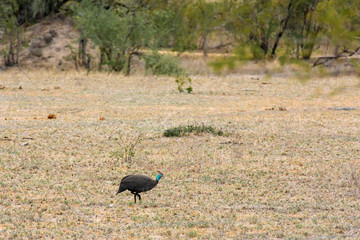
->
[316, 0, 359, 48]
[211, 0, 360, 72]
[250, 43, 265, 60]
[163, 124, 224, 137]
[166, 0, 228, 56]
[73, 0, 127, 70]
[59, 1, 79, 16]
[0, 1, 23, 66]
[143, 52, 185, 77]
[175, 76, 193, 94]
[1, 0, 360, 72]
[143, 52, 192, 93]
[73, 0, 175, 73]
[183, 0, 225, 56]
[209, 44, 260, 73]
[208, 57, 237, 73]
[150, 8, 180, 48]
[301, 41, 317, 59]
[233, 46, 248, 61]
[286, 0, 322, 59]
[30, 0, 60, 18]
[278, 55, 288, 66]
[229, 0, 293, 57]
[1, 0, 69, 25]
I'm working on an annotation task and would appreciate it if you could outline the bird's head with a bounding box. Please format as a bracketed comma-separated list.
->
[156, 171, 164, 181]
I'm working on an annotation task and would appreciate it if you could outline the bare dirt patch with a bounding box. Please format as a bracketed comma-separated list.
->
[1, 69, 360, 239]
[18, 17, 78, 68]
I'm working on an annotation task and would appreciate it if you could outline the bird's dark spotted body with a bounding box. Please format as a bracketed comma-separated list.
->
[118, 175, 157, 193]
[117, 171, 163, 203]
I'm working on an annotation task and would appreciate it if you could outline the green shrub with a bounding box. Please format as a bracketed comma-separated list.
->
[143, 52, 193, 93]
[163, 124, 224, 137]
[143, 52, 185, 77]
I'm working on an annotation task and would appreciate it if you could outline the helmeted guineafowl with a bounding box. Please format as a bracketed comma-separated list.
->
[116, 171, 164, 203]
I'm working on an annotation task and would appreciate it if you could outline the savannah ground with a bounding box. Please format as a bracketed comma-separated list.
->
[1, 62, 360, 239]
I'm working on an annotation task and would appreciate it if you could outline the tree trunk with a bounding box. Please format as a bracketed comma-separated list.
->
[260, 38, 268, 56]
[15, 34, 21, 64]
[78, 38, 87, 66]
[85, 54, 91, 72]
[99, 48, 105, 71]
[271, 32, 284, 57]
[297, 7, 308, 59]
[296, 43, 300, 59]
[125, 52, 132, 76]
[202, 34, 208, 57]
[271, 1, 293, 57]
[5, 42, 15, 66]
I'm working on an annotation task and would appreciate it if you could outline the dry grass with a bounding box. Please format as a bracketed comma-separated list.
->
[1, 67, 360, 239]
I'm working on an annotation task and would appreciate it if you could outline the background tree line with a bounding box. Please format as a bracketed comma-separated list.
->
[1, 0, 359, 73]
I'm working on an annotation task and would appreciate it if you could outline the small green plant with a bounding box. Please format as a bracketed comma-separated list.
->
[111, 132, 143, 163]
[175, 76, 193, 93]
[163, 124, 224, 137]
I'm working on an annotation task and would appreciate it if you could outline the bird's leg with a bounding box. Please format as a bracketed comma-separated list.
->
[137, 193, 141, 202]
[130, 191, 136, 203]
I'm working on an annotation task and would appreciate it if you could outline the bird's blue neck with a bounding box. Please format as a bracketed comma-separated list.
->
[156, 174, 162, 181]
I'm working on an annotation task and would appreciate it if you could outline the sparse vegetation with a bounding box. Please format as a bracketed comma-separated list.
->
[0, 69, 359, 238]
[111, 132, 143, 164]
[163, 124, 224, 137]
[175, 76, 193, 94]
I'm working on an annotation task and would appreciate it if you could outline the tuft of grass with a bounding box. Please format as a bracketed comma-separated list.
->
[187, 230, 199, 238]
[163, 124, 224, 137]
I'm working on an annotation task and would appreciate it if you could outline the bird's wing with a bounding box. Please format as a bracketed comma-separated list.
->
[121, 175, 157, 192]
[119, 175, 135, 192]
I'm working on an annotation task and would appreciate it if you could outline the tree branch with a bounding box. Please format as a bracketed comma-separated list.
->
[313, 47, 360, 67]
